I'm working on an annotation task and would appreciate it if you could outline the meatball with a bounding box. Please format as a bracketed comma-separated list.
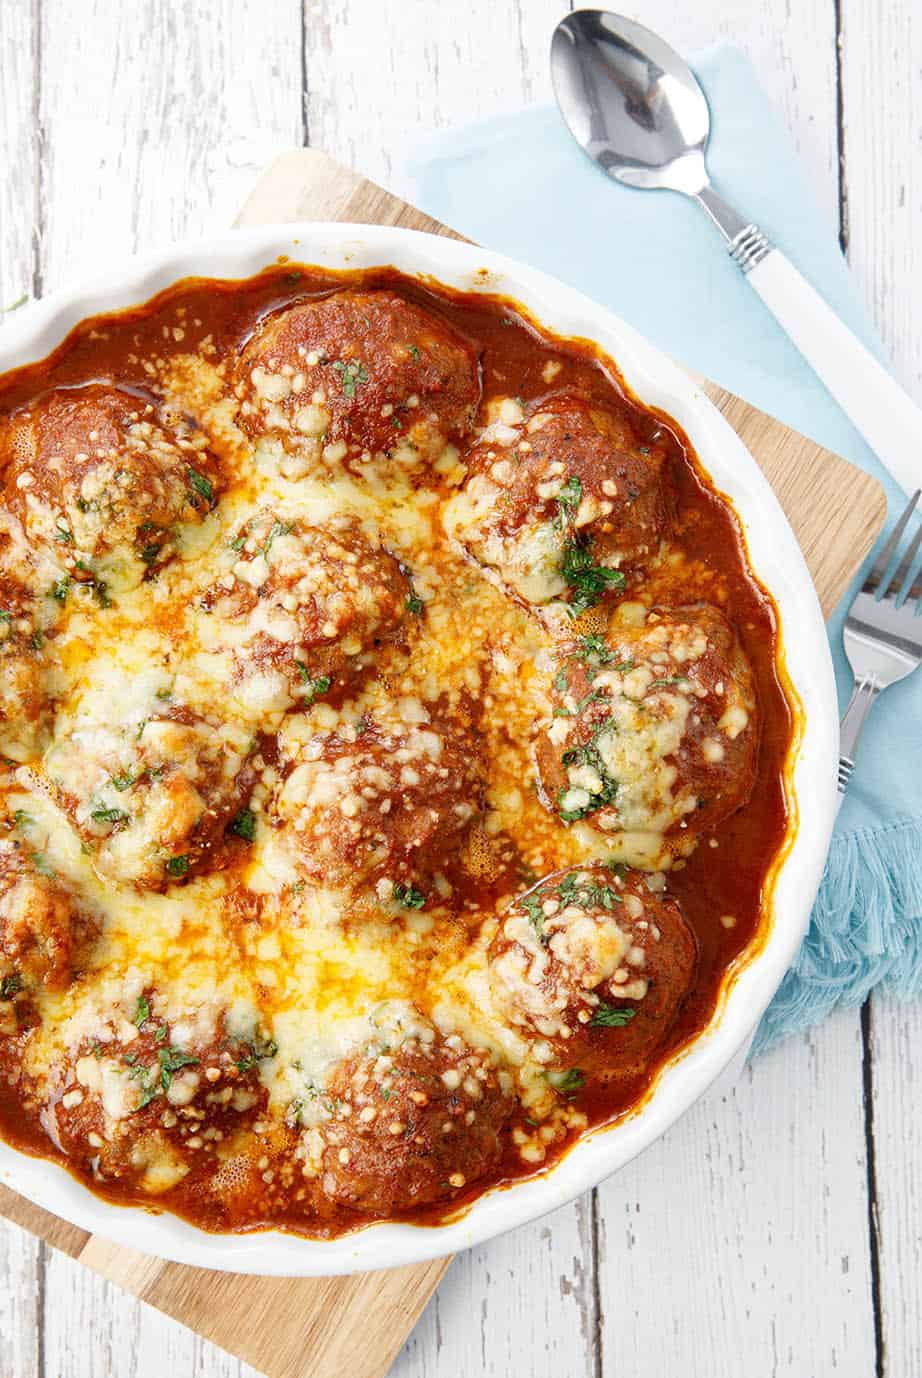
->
[44, 704, 255, 889]
[0, 841, 95, 991]
[1, 383, 221, 567]
[234, 290, 480, 477]
[203, 510, 410, 714]
[488, 864, 697, 1072]
[444, 394, 672, 607]
[37, 998, 272, 1194]
[275, 714, 482, 897]
[318, 1020, 513, 1215]
[536, 604, 758, 857]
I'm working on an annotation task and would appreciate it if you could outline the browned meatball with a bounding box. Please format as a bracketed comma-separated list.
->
[536, 604, 758, 856]
[44, 703, 256, 889]
[1, 383, 221, 567]
[488, 864, 697, 1072]
[203, 510, 410, 713]
[445, 394, 672, 607]
[276, 715, 482, 898]
[319, 1024, 513, 1215]
[0, 841, 95, 992]
[36, 1001, 273, 1194]
[234, 290, 480, 476]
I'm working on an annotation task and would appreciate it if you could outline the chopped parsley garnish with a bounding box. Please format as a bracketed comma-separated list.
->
[556, 870, 622, 910]
[591, 1004, 636, 1028]
[235, 1030, 278, 1074]
[187, 468, 214, 505]
[332, 358, 369, 398]
[12, 809, 33, 829]
[393, 882, 426, 910]
[133, 995, 151, 1027]
[545, 1067, 585, 1095]
[520, 892, 546, 941]
[606, 860, 628, 880]
[557, 740, 618, 822]
[165, 854, 190, 878]
[0, 973, 23, 999]
[294, 664, 331, 703]
[560, 539, 625, 615]
[90, 804, 128, 826]
[575, 633, 612, 664]
[30, 852, 53, 876]
[230, 808, 257, 843]
[0, 610, 10, 623]
[74, 561, 112, 609]
[157, 1046, 200, 1092]
[556, 475, 583, 514]
[407, 344, 420, 359]
[111, 771, 135, 792]
[30, 629, 44, 651]
[262, 519, 293, 558]
[49, 577, 70, 604]
[140, 543, 161, 564]
[648, 676, 688, 689]
[54, 524, 74, 545]
[405, 592, 424, 615]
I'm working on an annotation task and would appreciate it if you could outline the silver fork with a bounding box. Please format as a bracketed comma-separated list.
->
[839, 490, 922, 806]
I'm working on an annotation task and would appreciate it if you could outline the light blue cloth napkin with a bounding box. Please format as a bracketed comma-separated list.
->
[401, 45, 922, 1051]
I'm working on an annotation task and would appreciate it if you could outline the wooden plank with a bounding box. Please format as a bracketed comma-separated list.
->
[393, 1200, 597, 1378]
[302, 0, 565, 190]
[596, 1011, 876, 1376]
[37, 0, 303, 291]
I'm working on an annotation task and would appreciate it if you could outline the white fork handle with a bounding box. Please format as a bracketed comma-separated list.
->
[837, 672, 882, 810]
[746, 250, 922, 499]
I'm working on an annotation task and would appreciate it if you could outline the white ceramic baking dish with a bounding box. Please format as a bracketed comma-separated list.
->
[0, 223, 838, 1275]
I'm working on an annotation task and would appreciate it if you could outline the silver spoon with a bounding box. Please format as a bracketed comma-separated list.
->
[550, 9, 922, 498]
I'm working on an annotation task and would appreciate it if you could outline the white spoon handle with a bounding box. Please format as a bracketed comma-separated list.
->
[745, 248, 922, 497]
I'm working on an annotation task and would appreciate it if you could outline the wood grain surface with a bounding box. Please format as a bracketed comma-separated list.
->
[1, 4, 918, 1377]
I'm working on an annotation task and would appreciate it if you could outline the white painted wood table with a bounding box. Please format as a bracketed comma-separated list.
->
[0, 2, 920, 1374]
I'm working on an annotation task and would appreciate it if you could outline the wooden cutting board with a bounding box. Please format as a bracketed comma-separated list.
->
[0, 149, 886, 1378]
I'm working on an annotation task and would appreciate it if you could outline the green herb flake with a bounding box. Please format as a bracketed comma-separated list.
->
[90, 804, 128, 826]
[575, 633, 613, 665]
[165, 854, 190, 879]
[54, 524, 75, 545]
[294, 664, 331, 703]
[520, 892, 546, 941]
[331, 358, 369, 399]
[560, 539, 626, 615]
[0, 973, 23, 999]
[407, 344, 420, 359]
[405, 592, 424, 615]
[545, 1067, 585, 1095]
[157, 1046, 200, 1092]
[590, 1004, 637, 1029]
[111, 771, 135, 792]
[187, 468, 214, 506]
[12, 809, 33, 829]
[49, 577, 70, 605]
[30, 629, 45, 651]
[235, 1030, 278, 1074]
[231, 808, 257, 843]
[393, 882, 426, 910]
[134, 995, 151, 1027]
[556, 475, 583, 514]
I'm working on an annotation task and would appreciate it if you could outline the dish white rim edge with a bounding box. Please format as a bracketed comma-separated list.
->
[0, 222, 839, 1276]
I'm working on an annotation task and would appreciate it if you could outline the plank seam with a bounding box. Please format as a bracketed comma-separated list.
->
[300, 0, 310, 149]
[29, 0, 44, 299]
[861, 1001, 885, 1378]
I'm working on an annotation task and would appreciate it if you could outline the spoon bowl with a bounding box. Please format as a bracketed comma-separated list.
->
[551, 10, 711, 194]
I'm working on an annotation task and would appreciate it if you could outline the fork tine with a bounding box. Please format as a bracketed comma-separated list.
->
[883, 517, 922, 601]
[866, 489, 921, 593]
